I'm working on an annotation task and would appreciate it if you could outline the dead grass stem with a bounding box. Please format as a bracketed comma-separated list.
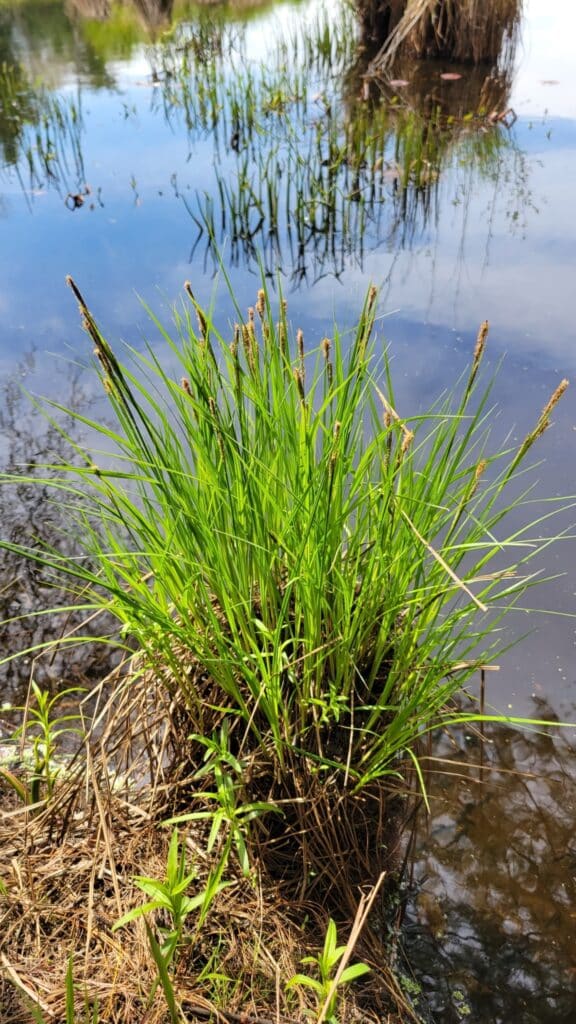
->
[0, 670, 408, 1024]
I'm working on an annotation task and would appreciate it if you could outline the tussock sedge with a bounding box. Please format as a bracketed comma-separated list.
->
[0, 275, 572, 1021]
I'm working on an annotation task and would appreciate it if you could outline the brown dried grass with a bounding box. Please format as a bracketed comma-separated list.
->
[0, 813, 312, 1023]
[0, 665, 412, 1024]
[356, 0, 523, 69]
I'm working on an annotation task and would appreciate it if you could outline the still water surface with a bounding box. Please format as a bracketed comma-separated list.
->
[0, 0, 575, 1019]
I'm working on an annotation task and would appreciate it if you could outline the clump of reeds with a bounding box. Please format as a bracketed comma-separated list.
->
[0, 277, 569, 916]
[360, 0, 523, 69]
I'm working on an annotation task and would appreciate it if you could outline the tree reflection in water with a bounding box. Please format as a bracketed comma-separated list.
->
[406, 710, 576, 1022]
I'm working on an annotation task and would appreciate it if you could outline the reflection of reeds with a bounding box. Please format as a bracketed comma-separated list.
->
[144, 1, 532, 280]
[1, 0, 532, 277]
[157, 10, 528, 281]
[0, 63, 85, 198]
[356, 54, 514, 120]
[195, 89, 525, 281]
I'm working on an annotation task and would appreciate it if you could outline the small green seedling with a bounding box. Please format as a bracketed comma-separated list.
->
[166, 725, 280, 877]
[11, 954, 98, 1024]
[286, 918, 371, 1022]
[112, 828, 225, 965]
[0, 682, 84, 806]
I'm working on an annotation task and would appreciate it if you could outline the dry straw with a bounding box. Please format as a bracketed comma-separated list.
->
[364, 0, 523, 71]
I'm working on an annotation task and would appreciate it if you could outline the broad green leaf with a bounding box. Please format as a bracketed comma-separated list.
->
[286, 975, 324, 995]
[339, 962, 371, 984]
[112, 899, 163, 930]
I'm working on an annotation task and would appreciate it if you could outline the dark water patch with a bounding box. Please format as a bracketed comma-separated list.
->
[405, 720, 576, 1023]
[0, 352, 120, 698]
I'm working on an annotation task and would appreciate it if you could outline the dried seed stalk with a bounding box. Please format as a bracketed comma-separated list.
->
[465, 320, 489, 397]
[322, 337, 333, 388]
[514, 378, 569, 467]
[184, 280, 208, 341]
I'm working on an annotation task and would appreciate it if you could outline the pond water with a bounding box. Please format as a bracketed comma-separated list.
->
[0, 0, 575, 1019]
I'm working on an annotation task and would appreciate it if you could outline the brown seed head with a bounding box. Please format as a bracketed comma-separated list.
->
[465, 320, 490, 397]
[66, 275, 89, 313]
[197, 309, 207, 340]
[400, 429, 414, 456]
[242, 323, 255, 371]
[278, 321, 287, 357]
[468, 458, 487, 500]
[93, 346, 107, 372]
[321, 337, 332, 387]
[293, 368, 305, 402]
[208, 397, 225, 458]
[529, 378, 570, 445]
[184, 281, 207, 339]
[540, 378, 569, 423]
[474, 320, 489, 365]
[297, 328, 305, 381]
[514, 378, 569, 468]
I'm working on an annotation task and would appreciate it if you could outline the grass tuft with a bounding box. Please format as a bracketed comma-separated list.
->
[0, 276, 571, 910]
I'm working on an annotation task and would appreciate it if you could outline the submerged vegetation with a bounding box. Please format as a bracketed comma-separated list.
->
[0, 274, 570, 1020]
